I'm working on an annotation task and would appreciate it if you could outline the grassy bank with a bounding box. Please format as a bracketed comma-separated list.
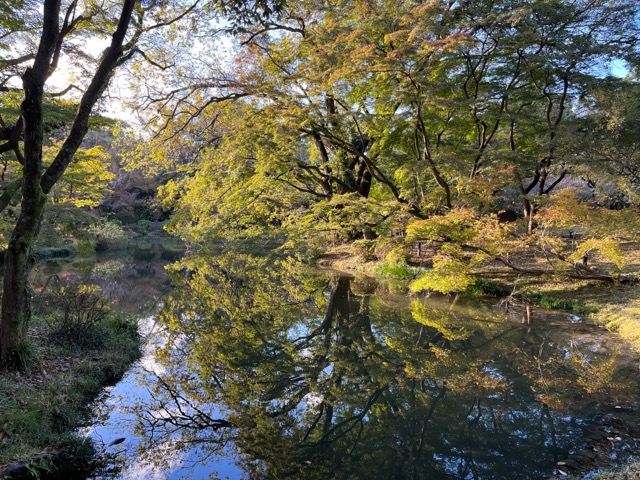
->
[0, 286, 140, 477]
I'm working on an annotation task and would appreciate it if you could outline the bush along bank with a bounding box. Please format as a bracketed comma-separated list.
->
[0, 283, 140, 479]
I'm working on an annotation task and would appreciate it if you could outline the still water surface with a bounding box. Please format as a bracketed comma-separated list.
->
[33, 251, 640, 479]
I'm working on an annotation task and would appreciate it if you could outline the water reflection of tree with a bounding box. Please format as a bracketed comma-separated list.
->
[134, 253, 637, 479]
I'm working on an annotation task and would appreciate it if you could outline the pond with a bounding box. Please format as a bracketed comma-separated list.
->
[34, 251, 640, 479]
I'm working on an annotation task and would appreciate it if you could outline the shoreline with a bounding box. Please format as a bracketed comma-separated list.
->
[0, 312, 140, 479]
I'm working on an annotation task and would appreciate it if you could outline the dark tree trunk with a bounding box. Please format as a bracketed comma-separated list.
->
[0, 4, 54, 361]
[0, 178, 46, 360]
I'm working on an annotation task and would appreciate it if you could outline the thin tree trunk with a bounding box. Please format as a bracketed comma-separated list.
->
[523, 197, 534, 235]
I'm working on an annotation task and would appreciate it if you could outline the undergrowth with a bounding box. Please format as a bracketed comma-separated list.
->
[0, 284, 140, 470]
[374, 262, 416, 280]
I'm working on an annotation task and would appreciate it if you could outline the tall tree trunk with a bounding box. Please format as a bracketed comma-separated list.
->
[0, 29, 52, 361]
[0, 189, 46, 359]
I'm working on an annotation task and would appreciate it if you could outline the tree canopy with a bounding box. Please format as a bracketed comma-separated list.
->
[117, 0, 640, 288]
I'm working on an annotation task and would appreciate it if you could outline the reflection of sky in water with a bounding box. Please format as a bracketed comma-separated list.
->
[84, 316, 242, 480]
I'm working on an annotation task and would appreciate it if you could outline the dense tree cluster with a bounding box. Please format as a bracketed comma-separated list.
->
[1, 0, 640, 359]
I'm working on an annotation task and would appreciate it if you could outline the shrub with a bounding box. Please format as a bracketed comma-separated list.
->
[106, 315, 138, 338]
[383, 245, 409, 265]
[33, 246, 75, 260]
[5, 337, 37, 371]
[134, 219, 152, 234]
[111, 210, 137, 225]
[74, 239, 95, 256]
[42, 284, 111, 348]
[89, 219, 127, 251]
[466, 279, 511, 297]
[375, 263, 415, 279]
[523, 292, 598, 314]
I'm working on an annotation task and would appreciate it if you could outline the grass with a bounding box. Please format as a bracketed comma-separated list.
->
[562, 462, 640, 480]
[0, 301, 140, 471]
[592, 463, 640, 479]
[519, 290, 599, 315]
[374, 262, 416, 280]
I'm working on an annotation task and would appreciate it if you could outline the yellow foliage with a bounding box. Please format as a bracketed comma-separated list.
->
[539, 189, 640, 238]
[411, 300, 472, 341]
[569, 237, 625, 270]
[410, 243, 476, 293]
[406, 208, 477, 243]
[44, 143, 115, 208]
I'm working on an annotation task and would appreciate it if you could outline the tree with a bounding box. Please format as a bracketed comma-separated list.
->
[0, 0, 299, 362]
[0, 0, 140, 363]
[45, 142, 116, 208]
[0, 0, 214, 363]
[138, 0, 639, 258]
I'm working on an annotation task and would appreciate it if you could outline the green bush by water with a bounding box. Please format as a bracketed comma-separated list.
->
[375, 262, 415, 280]
[466, 279, 511, 297]
[523, 292, 598, 314]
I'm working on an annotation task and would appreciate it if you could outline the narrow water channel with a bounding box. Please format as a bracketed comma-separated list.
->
[34, 251, 640, 479]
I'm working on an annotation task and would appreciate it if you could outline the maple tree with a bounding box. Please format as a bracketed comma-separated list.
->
[0, 0, 209, 363]
[139, 0, 639, 263]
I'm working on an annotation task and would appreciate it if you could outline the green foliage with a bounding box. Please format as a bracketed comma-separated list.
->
[352, 239, 377, 262]
[46, 143, 116, 208]
[383, 244, 410, 264]
[374, 262, 415, 280]
[569, 238, 625, 271]
[134, 219, 152, 234]
[522, 293, 598, 315]
[74, 239, 95, 256]
[4, 336, 37, 371]
[33, 246, 75, 260]
[407, 209, 478, 244]
[88, 219, 127, 251]
[126, 0, 640, 276]
[410, 243, 477, 294]
[466, 279, 511, 297]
